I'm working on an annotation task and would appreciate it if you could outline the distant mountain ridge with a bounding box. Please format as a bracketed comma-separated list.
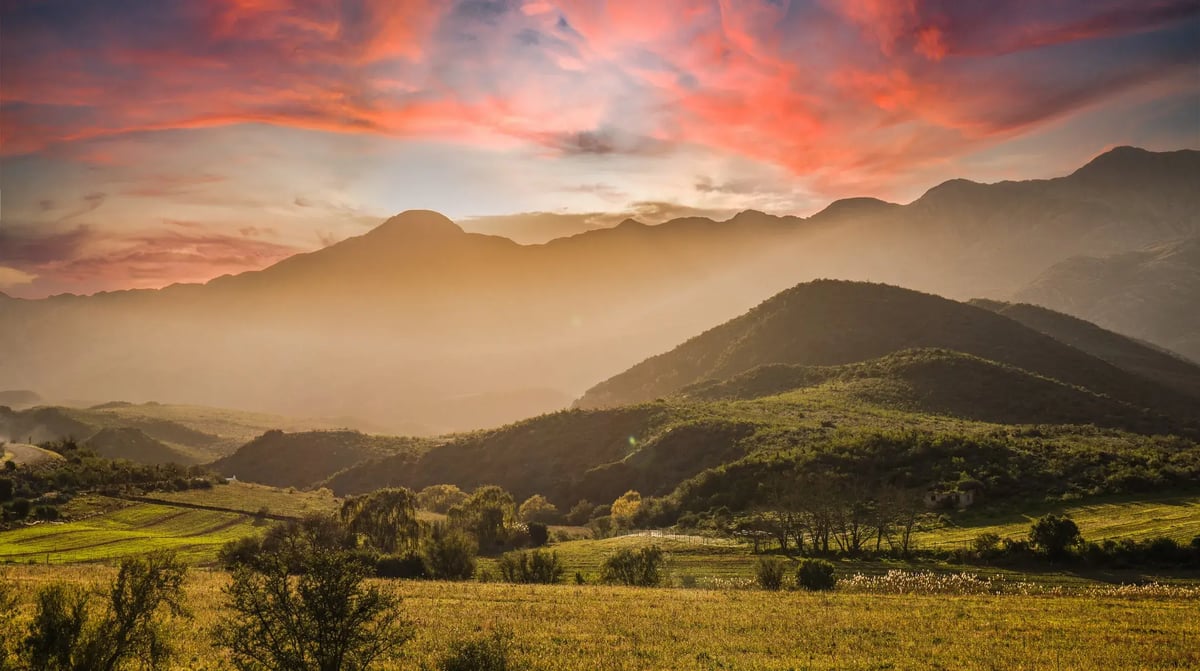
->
[3, 147, 1196, 431]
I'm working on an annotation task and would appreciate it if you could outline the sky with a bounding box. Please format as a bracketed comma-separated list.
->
[1, 0, 1198, 298]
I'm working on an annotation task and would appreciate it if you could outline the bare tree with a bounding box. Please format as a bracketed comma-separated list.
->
[215, 548, 413, 671]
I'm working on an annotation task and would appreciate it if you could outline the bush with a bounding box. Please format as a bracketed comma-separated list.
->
[422, 524, 478, 581]
[497, 550, 563, 584]
[439, 630, 518, 671]
[375, 552, 428, 579]
[755, 557, 787, 591]
[796, 558, 837, 591]
[600, 546, 665, 587]
[526, 522, 549, 547]
[218, 536, 262, 571]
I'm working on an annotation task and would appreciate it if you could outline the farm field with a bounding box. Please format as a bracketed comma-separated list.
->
[0, 499, 263, 564]
[2, 565, 1197, 671]
[151, 480, 342, 518]
[916, 493, 1200, 547]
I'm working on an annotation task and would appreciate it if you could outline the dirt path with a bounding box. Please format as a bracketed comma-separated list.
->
[2, 442, 63, 466]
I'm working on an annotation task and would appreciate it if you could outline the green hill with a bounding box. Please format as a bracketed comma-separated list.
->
[575, 280, 1198, 423]
[681, 348, 1179, 433]
[319, 282, 1199, 519]
[210, 429, 431, 489]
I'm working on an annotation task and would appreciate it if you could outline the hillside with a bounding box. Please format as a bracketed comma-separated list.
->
[83, 427, 201, 465]
[576, 281, 1199, 421]
[210, 430, 432, 489]
[681, 349, 1179, 433]
[1013, 238, 1200, 363]
[0, 402, 376, 463]
[973, 299, 1200, 398]
[2, 148, 1196, 432]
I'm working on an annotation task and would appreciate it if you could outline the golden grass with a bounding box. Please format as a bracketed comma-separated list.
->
[2, 564, 1197, 671]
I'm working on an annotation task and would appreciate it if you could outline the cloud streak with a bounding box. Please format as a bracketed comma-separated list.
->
[0, 0, 1196, 295]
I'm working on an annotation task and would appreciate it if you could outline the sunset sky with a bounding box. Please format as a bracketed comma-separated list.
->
[2, 0, 1198, 298]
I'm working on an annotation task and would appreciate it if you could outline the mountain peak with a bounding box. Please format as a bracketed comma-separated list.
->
[369, 210, 465, 240]
[810, 197, 897, 220]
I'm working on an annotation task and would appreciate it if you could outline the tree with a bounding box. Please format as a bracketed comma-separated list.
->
[340, 488, 422, 554]
[1029, 514, 1081, 559]
[22, 551, 188, 671]
[10, 498, 31, 519]
[565, 500, 594, 526]
[517, 495, 559, 525]
[421, 523, 478, 580]
[0, 477, 13, 502]
[222, 514, 355, 573]
[417, 484, 468, 514]
[215, 548, 412, 671]
[610, 490, 642, 529]
[448, 486, 516, 549]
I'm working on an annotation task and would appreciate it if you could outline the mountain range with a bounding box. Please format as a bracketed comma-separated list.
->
[2, 146, 1196, 431]
[213, 280, 1200, 514]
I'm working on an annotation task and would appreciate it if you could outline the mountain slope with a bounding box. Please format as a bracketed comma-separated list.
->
[210, 430, 431, 489]
[576, 281, 1199, 423]
[973, 298, 1200, 397]
[1012, 238, 1200, 363]
[3, 148, 1196, 431]
[83, 427, 200, 465]
[682, 349, 1179, 433]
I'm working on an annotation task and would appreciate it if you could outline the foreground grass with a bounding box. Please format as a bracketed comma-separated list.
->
[3, 565, 1197, 671]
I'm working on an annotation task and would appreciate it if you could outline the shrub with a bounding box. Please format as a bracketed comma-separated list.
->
[526, 522, 549, 547]
[600, 546, 665, 587]
[422, 524, 478, 581]
[755, 557, 787, 591]
[439, 630, 518, 671]
[796, 558, 837, 591]
[497, 550, 563, 584]
[218, 536, 262, 571]
[375, 552, 428, 579]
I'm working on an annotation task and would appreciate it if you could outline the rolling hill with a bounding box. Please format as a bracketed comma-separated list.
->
[575, 281, 1200, 421]
[83, 427, 201, 465]
[210, 430, 432, 489]
[303, 281, 1200, 519]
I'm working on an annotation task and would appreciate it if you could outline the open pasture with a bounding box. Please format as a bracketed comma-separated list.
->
[2, 565, 1197, 671]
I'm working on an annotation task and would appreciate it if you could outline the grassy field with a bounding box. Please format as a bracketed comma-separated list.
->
[916, 492, 1200, 548]
[2, 564, 1197, 671]
[0, 498, 264, 564]
[151, 481, 342, 518]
